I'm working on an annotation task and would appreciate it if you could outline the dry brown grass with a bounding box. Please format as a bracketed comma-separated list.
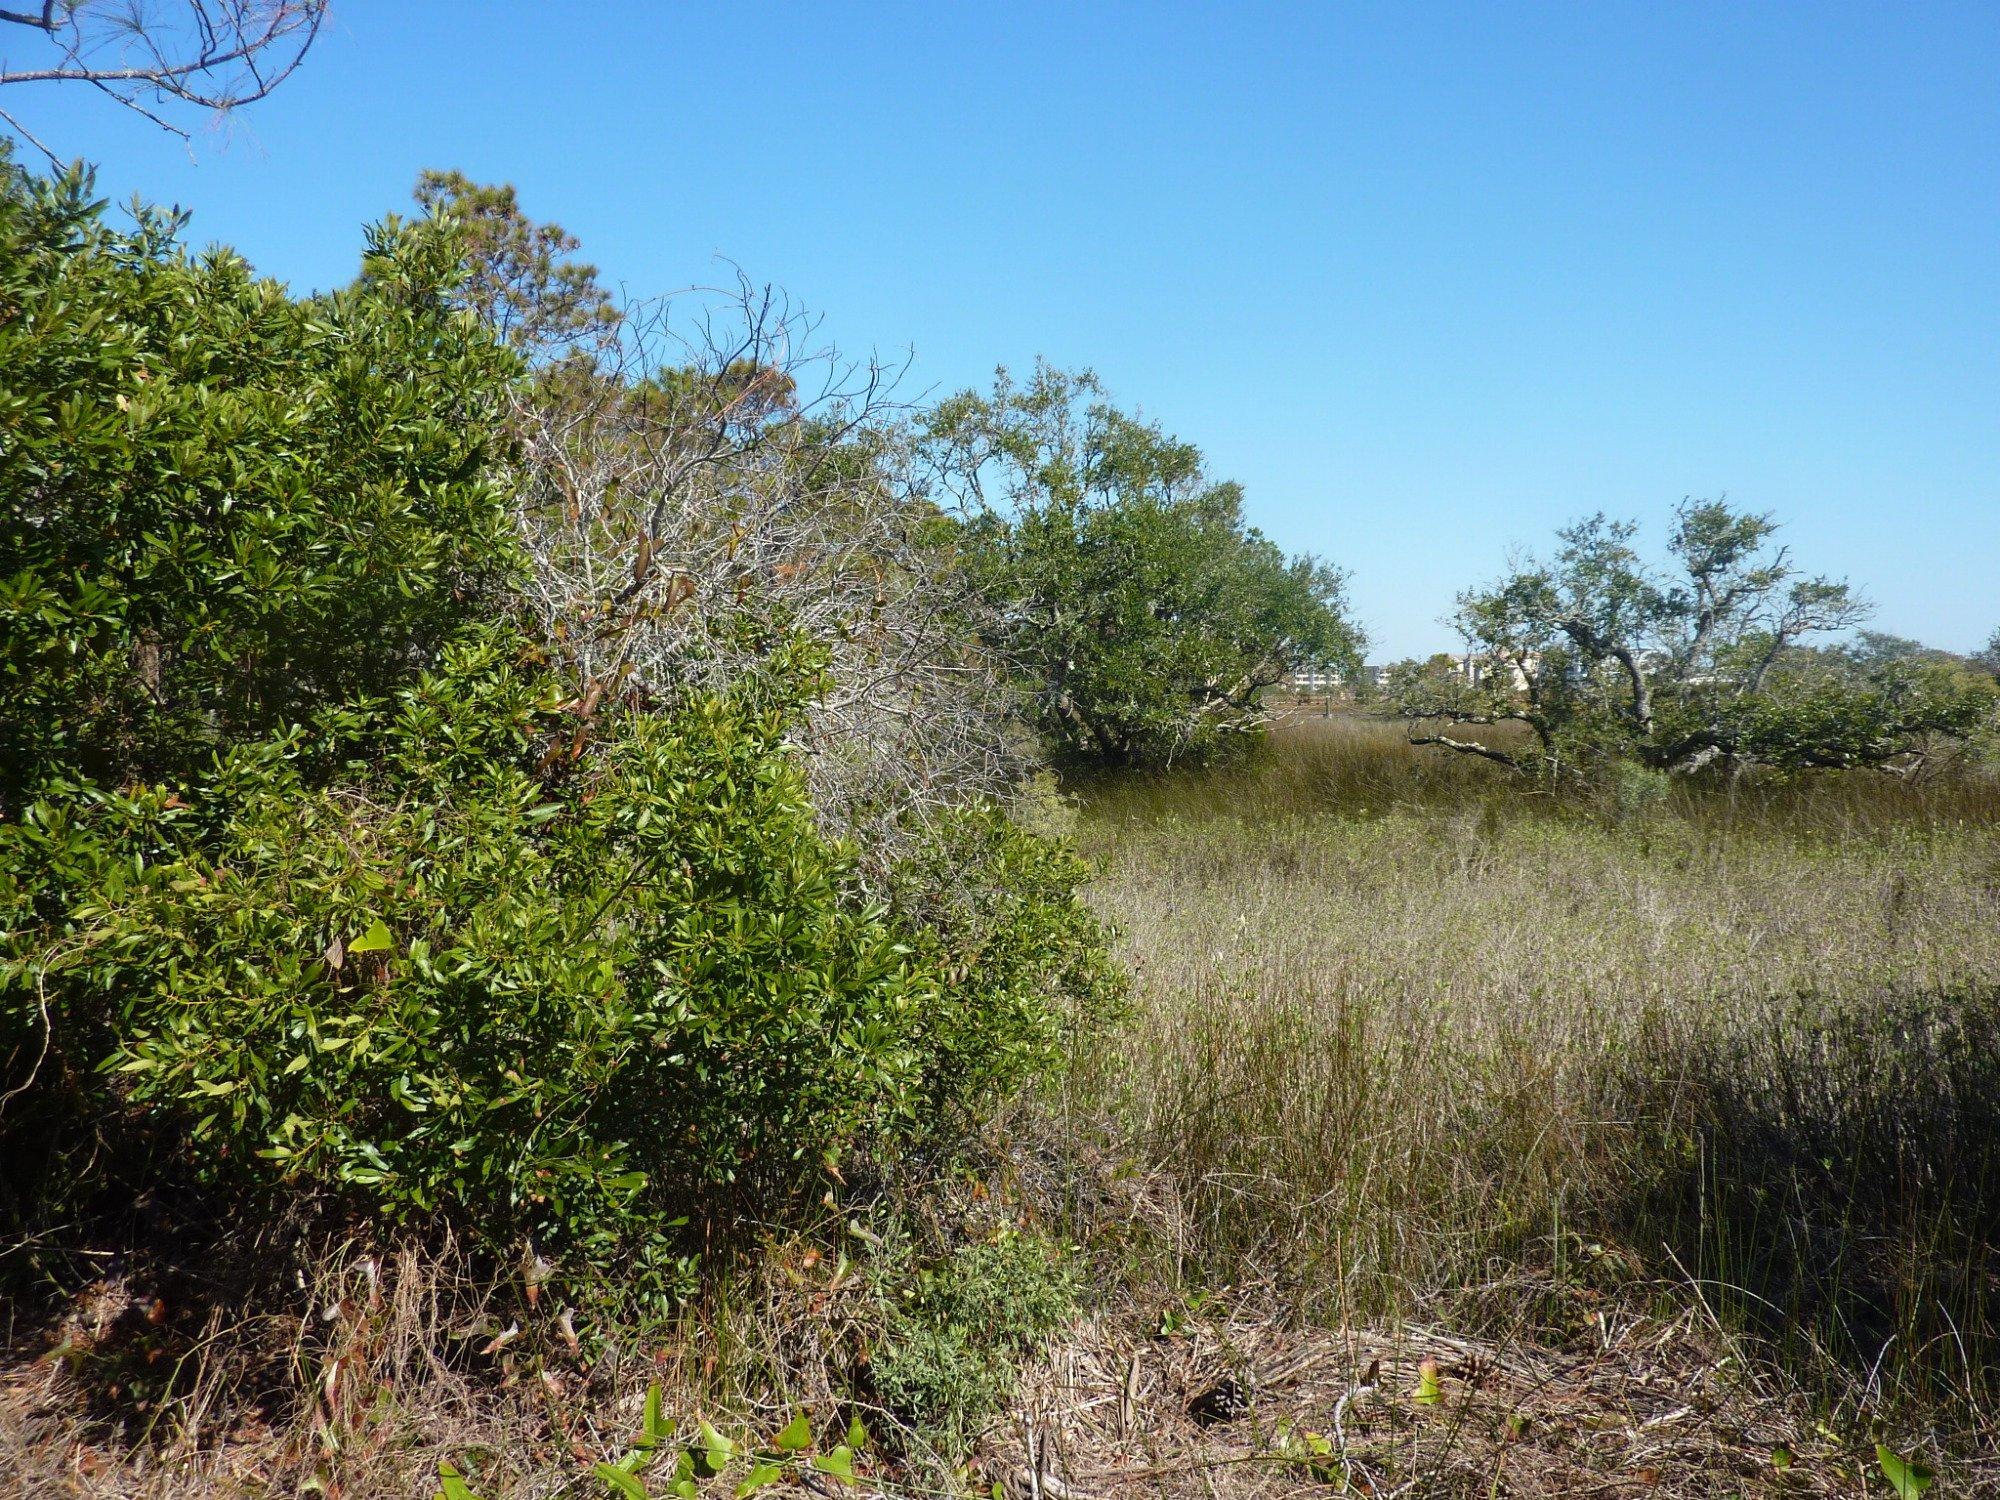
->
[0, 1237, 604, 1499]
[0, 1190, 1066, 1500]
[0, 1230, 879, 1500]
[988, 1307, 1892, 1500]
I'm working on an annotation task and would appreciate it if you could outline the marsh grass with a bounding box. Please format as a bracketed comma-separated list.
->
[1081, 707, 2000, 834]
[1061, 712, 2000, 1439]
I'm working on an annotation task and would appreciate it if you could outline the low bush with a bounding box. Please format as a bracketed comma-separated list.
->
[887, 804, 1129, 1122]
[9, 637, 1122, 1312]
[868, 1226, 1080, 1452]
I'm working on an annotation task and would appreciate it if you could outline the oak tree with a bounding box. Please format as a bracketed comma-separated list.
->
[1390, 502, 1997, 778]
[925, 363, 1360, 767]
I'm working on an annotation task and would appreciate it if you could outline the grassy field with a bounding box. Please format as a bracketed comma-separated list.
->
[1057, 713, 2000, 1449]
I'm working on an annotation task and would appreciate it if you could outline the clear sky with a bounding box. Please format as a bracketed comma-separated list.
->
[7, 2, 1996, 659]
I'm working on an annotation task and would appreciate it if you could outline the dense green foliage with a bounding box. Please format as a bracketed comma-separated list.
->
[0, 162, 1121, 1310]
[886, 805, 1128, 1118]
[869, 1227, 1080, 1451]
[9, 632, 1118, 1307]
[1976, 625, 2000, 679]
[925, 364, 1359, 767]
[1388, 502, 1997, 779]
[0, 163, 517, 807]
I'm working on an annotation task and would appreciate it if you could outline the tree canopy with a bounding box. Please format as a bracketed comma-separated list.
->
[1975, 627, 2000, 680]
[1388, 500, 1998, 779]
[412, 169, 619, 359]
[924, 363, 1360, 768]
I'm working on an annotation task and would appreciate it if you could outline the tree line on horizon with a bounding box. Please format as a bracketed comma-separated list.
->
[413, 169, 2000, 789]
[3, 0, 1994, 791]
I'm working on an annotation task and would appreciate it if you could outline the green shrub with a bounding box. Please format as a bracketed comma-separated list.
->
[8, 634, 931, 1304]
[7, 635, 1121, 1312]
[0, 159, 519, 808]
[869, 1227, 1080, 1452]
[888, 805, 1129, 1121]
[1602, 760, 1672, 823]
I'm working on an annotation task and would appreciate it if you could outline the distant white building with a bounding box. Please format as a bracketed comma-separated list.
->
[1286, 666, 1347, 692]
[1285, 656, 1537, 695]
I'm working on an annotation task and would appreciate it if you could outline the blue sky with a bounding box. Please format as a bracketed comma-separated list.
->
[7, 2, 1996, 659]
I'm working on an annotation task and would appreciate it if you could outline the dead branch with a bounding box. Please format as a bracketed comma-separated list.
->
[508, 276, 1025, 886]
[1, 2, 326, 143]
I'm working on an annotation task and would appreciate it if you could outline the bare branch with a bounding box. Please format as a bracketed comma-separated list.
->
[1407, 730, 1527, 773]
[507, 280, 1024, 888]
[2, 2, 326, 146]
[0, 97, 57, 163]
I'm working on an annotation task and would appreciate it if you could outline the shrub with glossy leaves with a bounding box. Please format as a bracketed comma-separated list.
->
[15, 637, 893, 1299]
[0, 159, 1123, 1311]
[887, 805, 1128, 1120]
[8, 637, 1120, 1307]
[0, 157, 519, 808]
